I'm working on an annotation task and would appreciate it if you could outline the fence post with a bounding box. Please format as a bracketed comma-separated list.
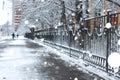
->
[106, 10, 111, 73]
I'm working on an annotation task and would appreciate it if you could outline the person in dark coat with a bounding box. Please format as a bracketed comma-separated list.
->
[16, 34, 19, 38]
[12, 33, 15, 40]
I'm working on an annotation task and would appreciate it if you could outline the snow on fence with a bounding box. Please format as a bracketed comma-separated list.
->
[44, 40, 120, 78]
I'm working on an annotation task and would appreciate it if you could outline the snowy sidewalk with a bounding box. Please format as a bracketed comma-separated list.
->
[31, 39, 119, 80]
[0, 36, 26, 41]
[0, 36, 11, 40]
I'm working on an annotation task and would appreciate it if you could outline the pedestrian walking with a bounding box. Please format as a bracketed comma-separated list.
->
[12, 33, 15, 40]
[17, 34, 19, 38]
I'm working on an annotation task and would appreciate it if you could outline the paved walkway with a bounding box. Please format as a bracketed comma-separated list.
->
[0, 38, 104, 80]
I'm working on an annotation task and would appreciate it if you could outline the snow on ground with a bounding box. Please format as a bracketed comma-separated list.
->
[0, 36, 26, 41]
[32, 39, 119, 80]
[0, 36, 11, 40]
[0, 36, 27, 60]
[0, 36, 27, 46]
[0, 37, 119, 80]
[8, 39, 26, 45]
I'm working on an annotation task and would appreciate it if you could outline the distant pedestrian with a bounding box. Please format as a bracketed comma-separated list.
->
[12, 33, 15, 40]
[17, 34, 19, 38]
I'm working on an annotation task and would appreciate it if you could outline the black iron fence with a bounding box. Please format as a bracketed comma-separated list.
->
[31, 12, 120, 77]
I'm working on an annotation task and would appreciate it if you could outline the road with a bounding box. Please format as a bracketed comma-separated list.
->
[0, 38, 104, 80]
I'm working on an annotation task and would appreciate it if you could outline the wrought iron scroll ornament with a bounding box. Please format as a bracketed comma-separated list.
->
[87, 27, 93, 36]
[115, 25, 120, 37]
[94, 18, 105, 37]
[86, 20, 94, 37]
[113, 14, 120, 37]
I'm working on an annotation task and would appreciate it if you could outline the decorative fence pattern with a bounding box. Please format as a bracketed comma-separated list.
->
[25, 12, 120, 78]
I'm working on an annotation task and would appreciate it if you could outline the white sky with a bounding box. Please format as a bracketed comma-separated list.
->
[0, 0, 12, 25]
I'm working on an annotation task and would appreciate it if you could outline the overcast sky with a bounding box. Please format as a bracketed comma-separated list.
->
[0, 0, 12, 25]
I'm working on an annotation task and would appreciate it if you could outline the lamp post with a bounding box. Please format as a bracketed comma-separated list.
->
[105, 10, 112, 73]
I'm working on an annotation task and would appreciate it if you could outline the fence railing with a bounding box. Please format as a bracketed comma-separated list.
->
[43, 40, 120, 78]
[25, 12, 120, 78]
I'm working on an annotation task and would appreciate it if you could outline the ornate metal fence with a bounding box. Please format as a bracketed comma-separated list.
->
[33, 12, 120, 78]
